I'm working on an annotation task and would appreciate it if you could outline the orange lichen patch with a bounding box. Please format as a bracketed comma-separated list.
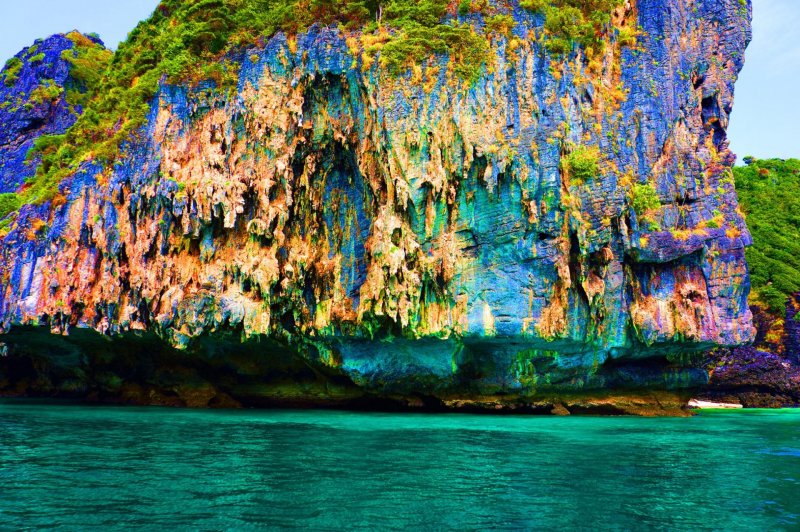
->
[629, 265, 713, 345]
[670, 226, 709, 242]
[506, 37, 523, 61]
[25, 218, 47, 240]
[536, 237, 571, 340]
[50, 193, 68, 209]
[422, 65, 441, 95]
[523, 198, 539, 225]
[429, 231, 463, 286]
[537, 281, 568, 341]
[582, 271, 606, 304]
[725, 226, 741, 239]
[764, 317, 786, 350]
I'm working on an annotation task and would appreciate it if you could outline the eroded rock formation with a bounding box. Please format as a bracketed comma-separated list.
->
[0, 0, 755, 412]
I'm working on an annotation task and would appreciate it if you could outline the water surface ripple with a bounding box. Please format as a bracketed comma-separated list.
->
[1, 401, 798, 530]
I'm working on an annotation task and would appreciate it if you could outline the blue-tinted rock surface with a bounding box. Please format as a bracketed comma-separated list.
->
[0, 33, 105, 193]
[0, 1, 757, 411]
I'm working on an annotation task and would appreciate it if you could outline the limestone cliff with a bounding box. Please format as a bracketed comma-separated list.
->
[0, 32, 108, 194]
[0, 0, 755, 412]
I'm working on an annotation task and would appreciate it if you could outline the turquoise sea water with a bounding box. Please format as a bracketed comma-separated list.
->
[0, 401, 798, 530]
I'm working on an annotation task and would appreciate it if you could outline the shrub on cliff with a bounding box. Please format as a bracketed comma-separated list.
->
[2, 57, 23, 87]
[631, 182, 661, 231]
[61, 32, 112, 108]
[563, 145, 600, 183]
[0, 193, 20, 219]
[28, 79, 64, 106]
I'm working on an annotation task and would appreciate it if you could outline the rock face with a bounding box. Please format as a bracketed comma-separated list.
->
[699, 294, 800, 408]
[0, 32, 107, 193]
[700, 347, 800, 409]
[0, 0, 755, 411]
[786, 294, 800, 366]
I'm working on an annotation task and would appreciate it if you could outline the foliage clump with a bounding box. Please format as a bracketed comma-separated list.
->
[0, 193, 20, 219]
[380, 22, 488, 83]
[734, 158, 800, 314]
[28, 79, 64, 106]
[631, 182, 660, 231]
[520, 0, 625, 56]
[61, 32, 113, 108]
[563, 145, 600, 183]
[2, 57, 23, 87]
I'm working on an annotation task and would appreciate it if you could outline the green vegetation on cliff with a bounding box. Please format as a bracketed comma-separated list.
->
[0, 193, 20, 219]
[520, 0, 625, 55]
[2, 57, 23, 87]
[563, 145, 600, 183]
[734, 158, 800, 314]
[24, 0, 487, 206]
[18, 32, 111, 205]
[631, 182, 661, 231]
[17, 0, 626, 209]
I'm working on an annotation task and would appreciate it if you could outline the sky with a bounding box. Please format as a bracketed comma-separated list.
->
[728, 0, 800, 161]
[0, 0, 796, 161]
[0, 0, 159, 58]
